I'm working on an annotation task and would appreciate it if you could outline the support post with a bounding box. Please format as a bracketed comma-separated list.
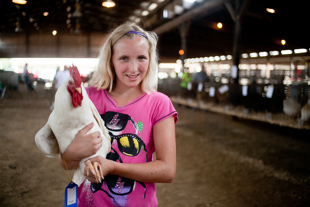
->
[232, 14, 241, 83]
[179, 21, 190, 71]
[225, 0, 249, 106]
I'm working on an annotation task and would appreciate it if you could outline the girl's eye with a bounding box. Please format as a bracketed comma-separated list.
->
[138, 56, 146, 60]
[121, 57, 128, 61]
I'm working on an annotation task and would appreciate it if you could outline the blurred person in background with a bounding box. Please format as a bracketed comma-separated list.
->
[179, 67, 192, 98]
[193, 64, 209, 102]
[193, 64, 208, 84]
[50, 65, 70, 110]
[23, 63, 34, 91]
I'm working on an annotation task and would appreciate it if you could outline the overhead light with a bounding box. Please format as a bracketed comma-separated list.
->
[141, 10, 149, 16]
[281, 39, 286, 45]
[281, 50, 292, 55]
[294, 48, 307, 54]
[249, 52, 258, 58]
[163, 10, 168, 18]
[52, 30, 57, 36]
[140, 2, 150, 9]
[242, 53, 249, 58]
[266, 8, 275, 13]
[174, 5, 184, 15]
[269, 51, 279, 56]
[12, 0, 27, 5]
[217, 22, 223, 29]
[259, 52, 268, 57]
[102, 0, 115, 8]
[183, 0, 195, 9]
[148, 3, 158, 11]
[43, 12, 49, 16]
[128, 16, 136, 21]
[134, 9, 141, 16]
[163, 9, 174, 19]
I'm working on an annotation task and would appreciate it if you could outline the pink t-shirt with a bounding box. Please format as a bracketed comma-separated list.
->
[78, 87, 178, 207]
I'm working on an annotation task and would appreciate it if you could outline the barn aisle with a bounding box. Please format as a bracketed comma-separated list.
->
[157, 105, 310, 207]
[0, 83, 309, 207]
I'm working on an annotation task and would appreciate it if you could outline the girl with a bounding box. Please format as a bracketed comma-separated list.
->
[60, 22, 178, 206]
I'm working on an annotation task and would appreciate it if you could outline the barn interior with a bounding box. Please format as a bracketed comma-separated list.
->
[0, 0, 310, 206]
[1, 0, 309, 128]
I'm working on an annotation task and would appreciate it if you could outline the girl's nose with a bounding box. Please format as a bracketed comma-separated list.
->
[128, 60, 138, 71]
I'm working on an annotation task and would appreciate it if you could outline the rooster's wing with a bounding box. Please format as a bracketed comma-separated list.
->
[35, 123, 60, 157]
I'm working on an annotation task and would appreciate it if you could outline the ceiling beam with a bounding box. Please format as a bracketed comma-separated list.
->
[152, 0, 226, 35]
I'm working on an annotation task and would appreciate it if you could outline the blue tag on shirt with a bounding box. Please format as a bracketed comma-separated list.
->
[64, 182, 78, 207]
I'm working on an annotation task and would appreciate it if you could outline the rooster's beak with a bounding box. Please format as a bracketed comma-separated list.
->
[75, 87, 82, 94]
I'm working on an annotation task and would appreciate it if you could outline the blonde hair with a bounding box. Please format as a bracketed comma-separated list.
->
[90, 22, 159, 94]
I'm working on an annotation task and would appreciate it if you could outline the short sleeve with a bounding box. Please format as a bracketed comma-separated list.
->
[152, 92, 178, 125]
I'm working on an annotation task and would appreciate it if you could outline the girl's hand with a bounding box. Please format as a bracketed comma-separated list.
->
[69, 122, 103, 160]
[60, 122, 103, 170]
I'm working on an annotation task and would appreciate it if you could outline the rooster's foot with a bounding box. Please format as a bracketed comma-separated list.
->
[85, 160, 103, 183]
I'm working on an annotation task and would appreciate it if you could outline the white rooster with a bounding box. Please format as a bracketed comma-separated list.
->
[35, 65, 111, 186]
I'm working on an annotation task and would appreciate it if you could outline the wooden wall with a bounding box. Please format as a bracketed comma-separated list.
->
[0, 32, 107, 58]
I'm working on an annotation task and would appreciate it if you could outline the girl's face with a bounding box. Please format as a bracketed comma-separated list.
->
[111, 36, 150, 91]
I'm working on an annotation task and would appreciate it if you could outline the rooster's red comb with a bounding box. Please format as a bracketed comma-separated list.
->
[69, 64, 82, 87]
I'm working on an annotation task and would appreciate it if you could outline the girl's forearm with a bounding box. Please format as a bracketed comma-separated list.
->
[109, 159, 176, 183]
[59, 147, 81, 170]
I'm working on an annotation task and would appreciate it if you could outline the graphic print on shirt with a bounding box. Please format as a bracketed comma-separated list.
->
[90, 111, 147, 205]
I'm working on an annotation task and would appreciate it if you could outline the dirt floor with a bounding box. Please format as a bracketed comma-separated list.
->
[1, 83, 310, 207]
